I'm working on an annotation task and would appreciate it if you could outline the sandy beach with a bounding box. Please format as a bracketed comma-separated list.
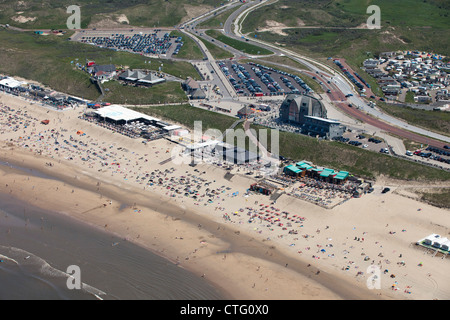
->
[1, 92, 450, 300]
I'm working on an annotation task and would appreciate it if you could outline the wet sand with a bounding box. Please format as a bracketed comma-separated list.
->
[0, 156, 352, 300]
[0, 185, 225, 300]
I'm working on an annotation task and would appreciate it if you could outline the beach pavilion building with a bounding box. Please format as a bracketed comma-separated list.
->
[118, 70, 166, 86]
[282, 161, 351, 184]
[0, 77, 26, 94]
[283, 164, 302, 177]
[417, 234, 450, 253]
[93, 104, 180, 133]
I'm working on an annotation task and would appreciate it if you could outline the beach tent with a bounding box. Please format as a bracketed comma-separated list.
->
[441, 239, 450, 252]
[420, 234, 440, 246]
[434, 237, 449, 251]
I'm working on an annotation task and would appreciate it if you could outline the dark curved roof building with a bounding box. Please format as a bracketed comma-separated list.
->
[279, 94, 327, 125]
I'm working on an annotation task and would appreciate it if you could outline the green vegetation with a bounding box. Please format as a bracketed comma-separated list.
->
[198, 37, 234, 60]
[197, 3, 243, 29]
[242, 0, 449, 81]
[0, 0, 224, 29]
[205, 29, 273, 56]
[402, 138, 422, 152]
[169, 31, 204, 60]
[0, 29, 200, 101]
[376, 102, 450, 136]
[132, 104, 236, 133]
[276, 130, 450, 181]
[132, 104, 450, 182]
[243, 0, 450, 32]
[103, 81, 187, 105]
[334, 0, 450, 29]
[404, 91, 415, 104]
[417, 188, 450, 208]
[256, 55, 308, 70]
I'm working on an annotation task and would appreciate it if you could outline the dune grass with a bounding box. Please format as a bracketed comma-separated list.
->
[205, 29, 273, 56]
[0, 29, 200, 101]
[169, 30, 204, 60]
[102, 81, 187, 105]
[0, 0, 225, 29]
[132, 104, 450, 182]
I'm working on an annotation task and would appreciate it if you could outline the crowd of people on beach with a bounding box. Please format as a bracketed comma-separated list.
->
[0, 100, 427, 298]
[282, 176, 360, 208]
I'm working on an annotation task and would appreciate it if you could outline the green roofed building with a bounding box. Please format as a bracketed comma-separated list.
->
[319, 168, 335, 179]
[284, 165, 302, 176]
[333, 171, 349, 184]
[283, 161, 352, 185]
[296, 161, 313, 170]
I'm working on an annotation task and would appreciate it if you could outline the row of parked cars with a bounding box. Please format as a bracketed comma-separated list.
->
[368, 137, 383, 144]
[84, 33, 174, 55]
[252, 66, 283, 93]
[173, 36, 184, 55]
[228, 62, 263, 94]
[408, 147, 450, 164]
[248, 62, 313, 94]
[426, 146, 450, 157]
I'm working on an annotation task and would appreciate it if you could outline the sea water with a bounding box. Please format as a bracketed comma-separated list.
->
[0, 192, 224, 300]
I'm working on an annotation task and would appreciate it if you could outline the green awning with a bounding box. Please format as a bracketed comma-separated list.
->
[334, 171, 349, 180]
[320, 168, 335, 177]
[296, 161, 313, 170]
[284, 165, 301, 174]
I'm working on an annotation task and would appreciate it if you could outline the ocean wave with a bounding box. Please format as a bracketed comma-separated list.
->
[0, 245, 107, 299]
[0, 253, 19, 265]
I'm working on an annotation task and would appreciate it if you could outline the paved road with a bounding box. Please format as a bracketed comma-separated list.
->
[220, 0, 450, 147]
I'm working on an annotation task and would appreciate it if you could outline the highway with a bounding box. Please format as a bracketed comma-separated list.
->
[181, 0, 450, 147]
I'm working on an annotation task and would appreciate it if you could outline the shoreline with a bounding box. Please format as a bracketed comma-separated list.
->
[0, 187, 225, 300]
[1, 92, 450, 300]
[0, 149, 355, 300]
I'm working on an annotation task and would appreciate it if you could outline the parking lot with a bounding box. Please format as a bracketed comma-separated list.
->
[333, 132, 389, 153]
[74, 29, 180, 57]
[217, 60, 312, 97]
[410, 146, 450, 165]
